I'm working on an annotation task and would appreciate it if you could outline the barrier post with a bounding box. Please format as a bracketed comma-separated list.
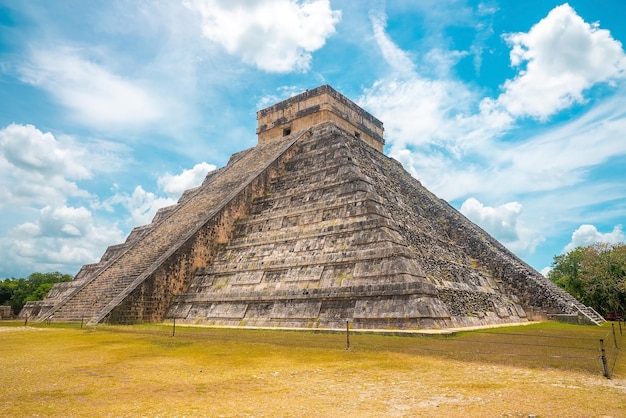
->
[346, 320, 350, 350]
[172, 317, 176, 337]
[600, 339, 609, 378]
[612, 323, 618, 349]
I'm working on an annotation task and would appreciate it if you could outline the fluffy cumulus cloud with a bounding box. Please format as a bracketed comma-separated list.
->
[0, 123, 134, 276]
[19, 47, 163, 129]
[102, 186, 176, 227]
[563, 224, 625, 253]
[186, 0, 341, 72]
[102, 163, 215, 227]
[359, 5, 626, 267]
[158, 162, 216, 198]
[1, 204, 125, 276]
[0, 124, 92, 208]
[460, 197, 543, 256]
[0, 126, 214, 275]
[461, 197, 522, 242]
[460, 198, 543, 255]
[0, 124, 89, 178]
[496, 3, 626, 120]
[363, 4, 626, 162]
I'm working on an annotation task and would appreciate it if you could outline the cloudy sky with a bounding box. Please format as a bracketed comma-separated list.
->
[0, 0, 624, 279]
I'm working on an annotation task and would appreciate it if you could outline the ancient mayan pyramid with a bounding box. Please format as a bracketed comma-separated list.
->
[21, 85, 604, 329]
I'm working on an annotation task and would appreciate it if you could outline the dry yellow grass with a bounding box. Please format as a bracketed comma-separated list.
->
[1, 321, 624, 417]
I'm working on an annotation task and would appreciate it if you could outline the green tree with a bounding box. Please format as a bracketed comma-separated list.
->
[2, 272, 72, 315]
[548, 243, 626, 318]
[548, 246, 585, 301]
[0, 278, 16, 305]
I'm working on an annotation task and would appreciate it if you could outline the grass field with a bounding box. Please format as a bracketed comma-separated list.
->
[1, 321, 624, 417]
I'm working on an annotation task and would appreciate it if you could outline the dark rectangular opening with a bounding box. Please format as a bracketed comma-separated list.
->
[283, 127, 292, 136]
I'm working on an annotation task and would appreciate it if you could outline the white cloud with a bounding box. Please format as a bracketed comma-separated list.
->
[158, 162, 216, 198]
[360, 9, 514, 160]
[0, 123, 132, 276]
[359, 6, 626, 206]
[397, 84, 626, 204]
[0, 124, 89, 178]
[359, 74, 481, 155]
[2, 204, 124, 275]
[101, 162, 214, 226]
[505, 91, 626, 187]
[19, 47, 163, 129]
[396, 0, 626, 152]
[186, 0, 341, 72]
[103, 186, 176, 227]
[563, 224, 625, 253]
[460, 197, 544, 256]
[0, 124, 92, 208]
[496, 3, 626, 120]
[461, 197, 521, 242]
[370, 11, 415, 76]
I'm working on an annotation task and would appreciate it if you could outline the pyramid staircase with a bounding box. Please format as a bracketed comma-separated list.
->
[31, 129, 308, 325]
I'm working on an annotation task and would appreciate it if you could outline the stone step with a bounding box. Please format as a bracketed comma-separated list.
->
[229, 214, 397, 249]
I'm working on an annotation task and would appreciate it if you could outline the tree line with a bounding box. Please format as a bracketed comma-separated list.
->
[0, 272, 72, 316]
[548, 242, 626, 319]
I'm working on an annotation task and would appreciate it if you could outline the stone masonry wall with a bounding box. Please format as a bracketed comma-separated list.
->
[107, 143, 302, 323]
[257, 85, 384, 152]
[353, 141, 580, 316]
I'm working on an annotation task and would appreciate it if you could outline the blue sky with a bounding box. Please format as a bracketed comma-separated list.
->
[0, 0, 624, 278]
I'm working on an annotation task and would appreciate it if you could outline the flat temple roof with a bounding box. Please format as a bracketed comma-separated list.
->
[256, 85, 384, 129]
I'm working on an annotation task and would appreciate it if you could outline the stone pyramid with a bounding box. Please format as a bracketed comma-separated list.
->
[22, 85, 603, 329]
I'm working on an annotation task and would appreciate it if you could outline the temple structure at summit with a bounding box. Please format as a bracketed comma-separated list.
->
[21, 85, 604, 329]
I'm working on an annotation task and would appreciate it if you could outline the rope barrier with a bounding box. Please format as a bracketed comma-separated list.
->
[406, 346, 597, 360]
[448, 338, 598, 351]
[473, 330, 604, 341]
[87, 321, 625, 378]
